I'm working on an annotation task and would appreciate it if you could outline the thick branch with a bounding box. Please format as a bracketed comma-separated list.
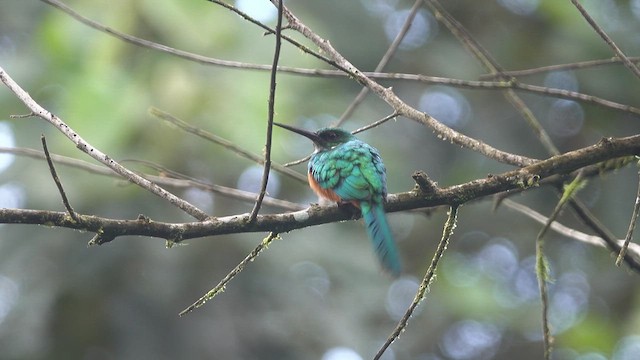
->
[2, 135, 639, 243]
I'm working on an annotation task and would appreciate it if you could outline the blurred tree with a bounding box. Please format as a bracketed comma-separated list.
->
[1, 1, 640, 359]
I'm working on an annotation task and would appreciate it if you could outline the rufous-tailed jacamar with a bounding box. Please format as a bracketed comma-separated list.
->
[274, 122, 401, 276]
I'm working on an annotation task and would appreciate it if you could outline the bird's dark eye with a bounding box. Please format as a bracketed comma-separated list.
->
[323, 131, 338, 140]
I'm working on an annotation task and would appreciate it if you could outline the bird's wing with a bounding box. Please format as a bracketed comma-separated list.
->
[309, 141, 386, 202]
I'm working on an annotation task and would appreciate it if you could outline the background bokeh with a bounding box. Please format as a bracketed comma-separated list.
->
[1, 0, 640, 359]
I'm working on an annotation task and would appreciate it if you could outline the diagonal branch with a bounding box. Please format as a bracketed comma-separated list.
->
[335, 0, 423, 127]
[41, 135, 80, 223]
[274, 1, 536, 167]
[374, 205, 458, 360]
[0, 66, 210, 221]
[423, 0, 559, 156]
[570, 0, 640, 80]
[149, 107, 307, 184]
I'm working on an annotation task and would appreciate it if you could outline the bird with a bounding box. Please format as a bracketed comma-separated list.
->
[274, 122, 401, 276]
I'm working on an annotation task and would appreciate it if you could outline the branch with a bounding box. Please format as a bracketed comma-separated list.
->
[275, 1, 537, 167]
[423, 0, 559, 156]
[41, 135, 80, 223]
[570, 0, 640, 80]
[335, 0, 423, 126]
[503, 199, 640, 261]
[0, 146, 303, 211]
[480, 57, 640, 79]
[149, 108, 307, 184]
[249, 0, 283, 222]
[179, 232, 280, 316]
[3, 135, 640, 243]
[37, 0, 640, 118]
[0, 66, 210, 220]
[618, 165, 640, 265]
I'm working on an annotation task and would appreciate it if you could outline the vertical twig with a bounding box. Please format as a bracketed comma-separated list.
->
[570, 0, 640, 80]
[535, 173, 586, 360]
[617, 165, 640, 266]
[249, 0, 283, 223]
[41, 135, 80, 223]
[374, 205, 459, 360]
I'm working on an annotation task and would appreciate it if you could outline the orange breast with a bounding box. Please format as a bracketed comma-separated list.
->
[308, 172, 342, 202]
[307, 172, 361, 208]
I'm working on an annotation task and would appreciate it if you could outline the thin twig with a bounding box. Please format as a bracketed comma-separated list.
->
[179, 232, 280, 316]
[41, 135, 80, 223]
[352, 112, 399, 135]
[567, 195, 640, 271]
[480, 57, 640, 79]
[0, 147, 303, 211]
[149, 107, 307, 184]
[202, 0, 348, 72]
[120, 159, 305, 211]
[249, 0, 283, 223]
[335, 0, 422, 127]
[9, 113, 35, 119]
[535, 173, 585, 360]
[617, 164, 640, 266]
[570, 0, 640, 80]
[281, 112, 399, 169]
[374, 205, 458, 360]
[0, 66, 210, 221]
[503, 199, 640, 260]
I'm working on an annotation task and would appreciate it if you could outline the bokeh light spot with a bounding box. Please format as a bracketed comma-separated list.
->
[0, 182, 26, 209]
[419, 88, 471, 129]
[511, 256, 542, 302]
[633, 0, 640, 20]
[182, 187, 214, 214]
[289, 261, 331, 299]
[476, 238, 519, 282]
[440, 320, 502, 360]
[576, 353, 608, 360]
[386, 275, 420, 321]
[613, 335, 640, 360]
[237, 165, 281, 197]
[322, 347, 364, 360]
[384, 9, 437, 50]
[0, 275, 19, 325]
[497, 0, 540, 16]
[235, 0, 277, 22]
[544, 71, 579, 92]
[0, 122, 16, 173]
[547, 100, 584, 138]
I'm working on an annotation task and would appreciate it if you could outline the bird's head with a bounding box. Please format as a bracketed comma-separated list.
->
[274, 122, 354, 151]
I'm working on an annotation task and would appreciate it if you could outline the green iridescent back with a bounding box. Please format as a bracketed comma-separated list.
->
[308, 131, 388, 203]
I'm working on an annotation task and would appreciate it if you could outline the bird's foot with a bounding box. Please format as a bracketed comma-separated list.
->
[336, 201, 361, 219]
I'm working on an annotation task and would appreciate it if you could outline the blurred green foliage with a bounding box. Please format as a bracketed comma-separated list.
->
[1, 0, 640, 359]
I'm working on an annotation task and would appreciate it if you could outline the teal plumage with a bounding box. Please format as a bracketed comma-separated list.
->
[274, 123, 402, 276]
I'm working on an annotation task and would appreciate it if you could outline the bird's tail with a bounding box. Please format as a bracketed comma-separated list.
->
[361, 201, 402, 276]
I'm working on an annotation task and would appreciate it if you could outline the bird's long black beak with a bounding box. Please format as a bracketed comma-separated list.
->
[273, 122, 323, 145]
